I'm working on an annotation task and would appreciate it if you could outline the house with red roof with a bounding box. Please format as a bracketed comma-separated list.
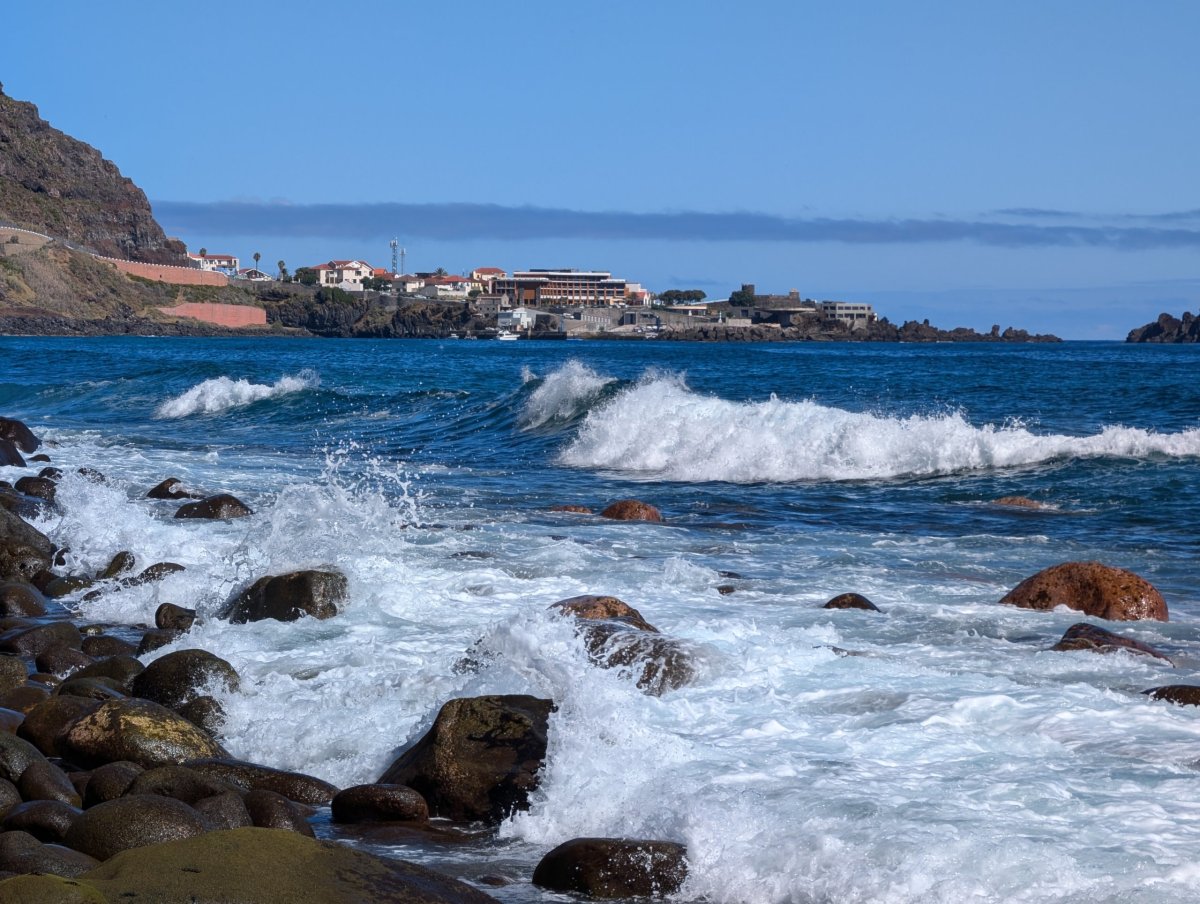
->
[188, 253, 240, 273]
[310, 259, 374, 290]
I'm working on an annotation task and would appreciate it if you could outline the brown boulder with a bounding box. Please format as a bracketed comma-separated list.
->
[0, 830, 99, 879]
[823, 593, 881, 612]
[79, 635, 136, 658]
[154, 602, 196, 632]
[14, 476, 55, 504]
[0, 654, 26, 693]
[378, 695, 552, 825]
[551, 595, 659, 632]
[1, 799, 81, 843]
[0, 439, 25, 468]
[993, 496, 1047, 509]
[532, 837, 688, 898]
[137, 628, 181, 655]
[18, 696, 101, 757]
[0, 622, 82, 657]
[0, 582, 47, 617]
[125, 764, 236, 806]
[70, 655, 144, 691]
[0, 507, 54, 583]
[331, 784, 429, 824]
[17, 758, 81, 806]
[80, 761, 143, 808]
[999, 562, 1168, 621]
[223, 570, 348, 623]
[549, 505, 593, 514]
[599, 500, 663, 523]
[97, 552, 135, 580]
[1143, 685, 1200, 706]
[61, 698, 228, 770]
[1051, 623, 1172, 662]
[174, 493, 253, 520]
[243, 789, 315, 836]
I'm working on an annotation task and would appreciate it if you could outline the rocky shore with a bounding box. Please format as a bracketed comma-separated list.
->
[0, 417, 1191, 902]
[660, 319, 1061, 343]
[1126, 309, 1200, 343]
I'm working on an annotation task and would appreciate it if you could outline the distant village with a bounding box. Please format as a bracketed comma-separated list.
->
[186, 249, 878, 338]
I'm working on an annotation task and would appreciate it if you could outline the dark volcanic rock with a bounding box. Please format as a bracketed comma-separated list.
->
[223, 569, 348, 623]
[125, 764, 235, 806]
[13, 476, 54, 503]
[0, 830, 99, 878]
[63, 794, 209, 860]
[130, 648, 239, 711]
[244, 789, 315, 835]
[0, 622, 82, 657]
[174, 494, 253, 520]
[18, 696, 101, 757]
[137, 628, 181, 655]
[98, 551, 135, 580]
[1, 799, 81, 843]
[1051, 623, 1172, 662]
[184, 758, 337, 806]
[823, 593, 881, 611]
[17, 758, 81, 806]
[0, 507, 54, 583]
[1126, 310, 1200, 343]
[79, 634, 136, 658]
[0, 581, 48, 617]
[0, 418, 40, 454]
[0, 440, 26, 468]
[999, 561, 1168, 621]
[532, 837, 689, 898]
[331, 784, 429, 824]
[146, 478, 202, 500]
[378, 695, 552, 825]
[599, 500, 663, 522]
[154, 602, 196, 632]
[178, 695, 225, 735]
[81, 761, 143, 808]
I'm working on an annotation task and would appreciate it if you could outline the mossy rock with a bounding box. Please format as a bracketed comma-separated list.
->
[62, 698, 228, 769]
[76, 826, 498, 904]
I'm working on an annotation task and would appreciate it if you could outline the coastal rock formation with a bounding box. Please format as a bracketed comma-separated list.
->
[145, 478, 201, 500]
[1126, 311, 1200, 343]
[330, 784, 429, 824]
[600, 500, 663, 522]
[222, 570, 348, 624]
[0, 505, 54, 581]
[532, 837, 689, 898]
[0, 417, 40, 452]
[1142, 685, 1200, 706]
[1051, 623, 1172, 662]
[551, 595, 659, 632]
[0, 85, 186, 263]
[999, 562, 1168, 621]
[129, 649, 239, 711]
[823, 593, 881, 611]
[174, 493, 253, 520]
[378, 695, 552, 825]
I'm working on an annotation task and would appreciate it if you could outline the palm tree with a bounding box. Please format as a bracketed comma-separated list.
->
[253, 252, 261, 273]
[198, 247, 207, 257]
[277, 260, 287, 280]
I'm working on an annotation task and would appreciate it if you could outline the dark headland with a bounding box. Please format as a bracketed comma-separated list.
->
[1126, 310, 1200, 343]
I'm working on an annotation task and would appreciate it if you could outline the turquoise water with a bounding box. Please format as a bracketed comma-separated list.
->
[3, 336, 1200, 903]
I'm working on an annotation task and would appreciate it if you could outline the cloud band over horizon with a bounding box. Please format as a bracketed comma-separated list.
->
[153, 200, 1200, 251]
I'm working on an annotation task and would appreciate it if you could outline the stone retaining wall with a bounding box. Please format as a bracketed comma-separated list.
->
[102, 257, 229, 286]
[158, 302, 266, 327]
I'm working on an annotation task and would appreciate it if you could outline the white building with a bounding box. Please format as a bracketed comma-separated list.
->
[498, 307, 537, 332]
[188, 253, 239, 273]
[312, 260, 373, 290]
[820, 301, 876, 330]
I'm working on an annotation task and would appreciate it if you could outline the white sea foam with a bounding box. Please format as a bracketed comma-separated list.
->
[561, 372, 1200, 482]
[518, 361, 616, 429]
[154, 370, 319, 418]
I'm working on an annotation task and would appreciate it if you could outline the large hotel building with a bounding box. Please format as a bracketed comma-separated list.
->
[490, 269, 629, 306]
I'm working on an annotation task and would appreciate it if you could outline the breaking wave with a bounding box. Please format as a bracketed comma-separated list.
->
[155, 371, 320, 419]
[518, 360, 617, 429]
[560, 373, 1200, 482]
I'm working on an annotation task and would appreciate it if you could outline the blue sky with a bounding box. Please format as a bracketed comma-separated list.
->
[7, 1, 1200, 337]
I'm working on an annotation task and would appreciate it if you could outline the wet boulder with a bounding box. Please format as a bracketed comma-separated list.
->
[1143, 685, 1200, 707]
[0, 622, 82, 658]
[331, 784, 429, 824]
[125, 764, 236, 806]
[36, 645, 93, 677]
[0, 507, 54, 583]
[178, 696, 225, 736]
[61, 698, 228, 770]
[130, 649, 239, 712]
[0, 654, 26, 693]
[599, 500, 663, 523]
[17, 758, 81, 806]
[0, 582, 47, 617]
[137, 628, 181, 655]
[97, 552, 135, 581]
[70, 655, 145, 691]
[0, 419, 39, 454]
[18, 696, 101, 758]
[222, 570, 348, 624]
[72, 826, 501, 903]
[0, 830, 99, 879]
[154, 602, 196, 632]
[63, 794, 209, 860]
[81, 761, 143, 808]
[823, 593, 881, 612]
[174, 493, 253, 520]
[146, 478, 202, 500]
[551, 595, 696, 696]
[184, 758, 337, 806]
[532, 837, 689, 898]
[1000, 562, 1168, 621]
[243, 789, 315, 836]
[0, 440, 25, 468]
[118, 562, 185, 590]
[378, 694, 552, 825]
[0, 685, 50, 714]
[1, 799, 81, 843]
[79, 635, 137, 658]
[13, 476, 55, 504]
[1051, 623, 1172, 662]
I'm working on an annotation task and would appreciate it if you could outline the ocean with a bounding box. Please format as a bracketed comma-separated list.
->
[3, 335, 1200, 903]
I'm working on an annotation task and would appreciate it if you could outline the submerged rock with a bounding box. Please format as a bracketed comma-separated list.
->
[549, 504, 593, 514]
[378, 695, 552, 825]
[1143, 685, 1200, 706]
[1051, 623, 1172, 662]
[223, 570, 348, 623]
[532, 837, 689, 898]
[823, 593, 881, 612]
[599, 500, 663, 523]
[146, 477, 202, 500]
[174, 493, 253, 520]
[999, 562, 1168, 621]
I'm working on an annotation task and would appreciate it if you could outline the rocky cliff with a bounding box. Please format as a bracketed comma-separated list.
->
[1126, 311, 1200, 343]
[0, 84, 185, 263]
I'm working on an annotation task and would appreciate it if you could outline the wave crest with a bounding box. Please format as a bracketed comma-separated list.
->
[560, 374, 1200, 482]
[518, 361, 617, 430]
[155, 370, 319, 419]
